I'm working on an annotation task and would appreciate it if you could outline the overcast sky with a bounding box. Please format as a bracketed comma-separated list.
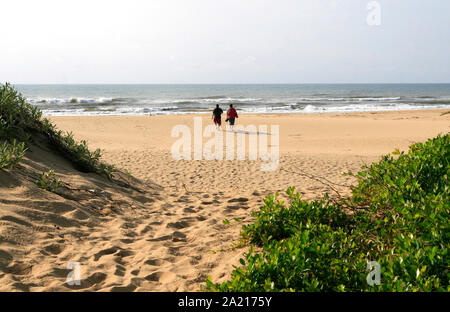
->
[1, 0, 449, 84]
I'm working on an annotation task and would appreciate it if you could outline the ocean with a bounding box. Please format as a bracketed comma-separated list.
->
[14, 84, 450, 116]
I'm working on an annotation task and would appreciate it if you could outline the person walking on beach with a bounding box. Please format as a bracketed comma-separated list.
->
[226, 104, 238, 130]
[212, 104, 223, 129]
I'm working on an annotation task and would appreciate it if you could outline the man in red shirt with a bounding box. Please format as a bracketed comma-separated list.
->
[226, 104, 238, 130]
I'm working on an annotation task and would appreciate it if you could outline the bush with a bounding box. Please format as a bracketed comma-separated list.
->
[207, 134, 449, 292]
[0, 82, 115, 177]
[0, 83, 42, 143]
[241, 187, 352, 246]
[0, 139, 27, 169]
[36, 169, 61, 192]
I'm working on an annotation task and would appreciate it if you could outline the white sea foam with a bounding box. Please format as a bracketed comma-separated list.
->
[28, 97, 113, 104]
[20, 84, 450, 117]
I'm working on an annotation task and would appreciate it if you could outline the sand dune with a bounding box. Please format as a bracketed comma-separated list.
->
[0, 109, 448, 291]
[0, 142, 249, 291]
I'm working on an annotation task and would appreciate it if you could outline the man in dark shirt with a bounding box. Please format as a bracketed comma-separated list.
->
[212, 104, 223, 128]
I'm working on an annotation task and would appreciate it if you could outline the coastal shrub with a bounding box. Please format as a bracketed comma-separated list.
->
[0, 84, 41, 143]
[0, 83, 115, 177]
[0, 140, 27, 169]
[207, 134, 449, 292]
[36, 169, 61, 192]
[241, 187, 353, 246]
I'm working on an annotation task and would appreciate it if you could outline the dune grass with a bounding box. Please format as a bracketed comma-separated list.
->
[36, 169, 61, 192]
[207, 134, 449, 292]
[0, 139, 27, 169]
[0, 83, 115, 177]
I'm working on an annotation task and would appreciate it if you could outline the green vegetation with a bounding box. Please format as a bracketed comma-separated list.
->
[36, 169, 61, 192]
[0, 139, 27, 169]
[0, 83, 115, 177]
[207, 134, 449, 292]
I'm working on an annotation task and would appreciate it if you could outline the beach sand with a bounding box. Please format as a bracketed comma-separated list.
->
[0, 109, 448, 291]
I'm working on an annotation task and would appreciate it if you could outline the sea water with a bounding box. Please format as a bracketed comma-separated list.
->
[14, 84, 450, 116]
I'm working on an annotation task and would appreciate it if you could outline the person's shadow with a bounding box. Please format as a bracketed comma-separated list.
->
[222, 129, 271, 135]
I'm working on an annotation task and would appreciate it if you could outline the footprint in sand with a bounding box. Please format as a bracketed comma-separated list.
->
[175, 196, 192, 203]
[0, 249, 12, 266]
[208, 219, 218, 225]
[225, 205, 249, 212]
[116, 249, 134, 258]
[196, 215, 207, 221]
[6, 262, 33, 275]
[93, 246, 133, 261]
[147, 235, 172, 242]
[114, 265, 126, 277]
[171, 231, 187, 242]
[110, 284, 137, 292]
[120, 222, 137, 229]
[145, 271, 176, 283]
[139, 225, 153, 235]
[131, 269, 140, 276]
[65, 272, 107, 290]
[227, 197, 249, 203]
[43, 243, 65, 255]
[120, 239, 134, 244]
[144, 258, 165, 266]
[189, 255, 202, 265]
[123, 230, 138, 238]
[167, 246, 181, 256]
[167, 220, 193, 229]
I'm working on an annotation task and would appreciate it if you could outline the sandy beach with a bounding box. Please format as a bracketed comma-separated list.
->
[49, 109, 450, 198]
[0, 109, 448, 291]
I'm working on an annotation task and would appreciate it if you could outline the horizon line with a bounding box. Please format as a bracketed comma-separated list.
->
[9, 82, 450, 85]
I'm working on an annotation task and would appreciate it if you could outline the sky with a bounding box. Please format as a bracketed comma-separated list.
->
[1, 0, 449, 84]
